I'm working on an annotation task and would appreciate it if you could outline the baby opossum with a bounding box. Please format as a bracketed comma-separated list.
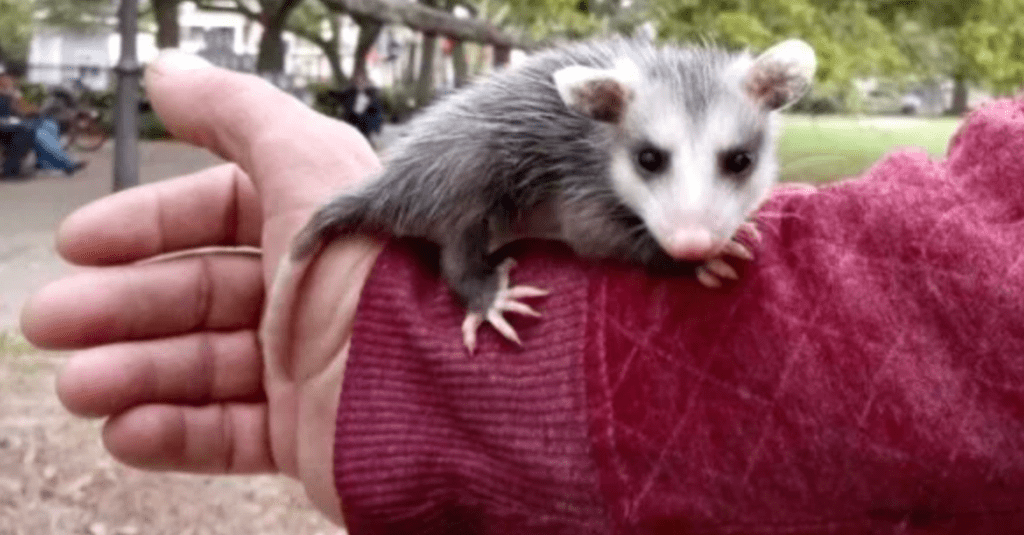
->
[294, 38, 816, 352]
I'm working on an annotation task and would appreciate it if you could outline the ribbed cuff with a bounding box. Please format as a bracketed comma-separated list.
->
[335, 240, 610, 534]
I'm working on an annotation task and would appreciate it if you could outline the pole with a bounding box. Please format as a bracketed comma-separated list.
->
[113, 0, 141, 191]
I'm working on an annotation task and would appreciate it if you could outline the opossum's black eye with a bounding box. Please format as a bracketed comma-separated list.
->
[720, 149, 754, 177]
[636, 146, 669, 174]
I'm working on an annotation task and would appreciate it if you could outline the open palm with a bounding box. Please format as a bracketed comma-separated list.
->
[20, 52, 383, 525]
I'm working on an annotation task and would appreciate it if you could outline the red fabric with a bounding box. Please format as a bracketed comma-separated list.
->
[335, 242, 610, 534]
[336, 98, 1024, 534]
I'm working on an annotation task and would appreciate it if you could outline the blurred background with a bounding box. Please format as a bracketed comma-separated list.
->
[2, 0, 1022, 182]
[1, 1, 1023, 533]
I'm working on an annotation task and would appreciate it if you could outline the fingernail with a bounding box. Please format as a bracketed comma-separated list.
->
[152, 49, 214, 73]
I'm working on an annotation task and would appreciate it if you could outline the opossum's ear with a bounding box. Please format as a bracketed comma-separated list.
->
[553, 59, 639, 123]
[741, 39, 816, 110]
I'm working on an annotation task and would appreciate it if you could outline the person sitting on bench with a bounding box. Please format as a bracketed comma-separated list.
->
[0, 73, 85, 178]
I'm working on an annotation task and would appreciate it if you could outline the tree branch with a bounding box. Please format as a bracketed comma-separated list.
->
[286, 16, 330, 47]
[193, 0, 260, 19]
[279, 0, 306, 16]
[319, 0, 533, 49]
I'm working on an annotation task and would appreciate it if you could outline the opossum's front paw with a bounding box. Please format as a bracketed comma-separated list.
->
[696, 222, 761, 288]
[461, 259, 549, 353]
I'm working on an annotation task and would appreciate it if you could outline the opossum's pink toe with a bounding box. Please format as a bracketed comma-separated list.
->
[461, 264, 548, 353]
[507, 286, 549, 299]
[722, 241, 754, 260]
[462, 312, 484, 353]
[696, 267, 723, 288]
[486, 309, 522, 345]
[500, 300, 542, 317]
[737, 222, 762, 243]
[485, 283, 548, 346]
[704, 258, 738, 280]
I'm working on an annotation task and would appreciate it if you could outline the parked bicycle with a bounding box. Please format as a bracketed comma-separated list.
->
[40, 79, 110, 152]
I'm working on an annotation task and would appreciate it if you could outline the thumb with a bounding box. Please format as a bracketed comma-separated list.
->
[144, 50, 309, 172]
[144, 50, 380, 220]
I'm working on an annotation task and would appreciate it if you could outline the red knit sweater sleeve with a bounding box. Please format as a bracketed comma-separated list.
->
[335, 240, 613, 534]
[336, 98, 1024, 534]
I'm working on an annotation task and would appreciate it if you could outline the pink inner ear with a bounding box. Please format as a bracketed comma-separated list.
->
[575, 79, 629, 123]
[745, 63, 804, 110]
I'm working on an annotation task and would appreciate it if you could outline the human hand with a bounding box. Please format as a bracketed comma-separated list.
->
[20, 51, 383, 524]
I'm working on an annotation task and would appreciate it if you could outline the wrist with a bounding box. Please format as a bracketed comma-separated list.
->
[260, 236, 383, 525]
[334, 241, 607, 531]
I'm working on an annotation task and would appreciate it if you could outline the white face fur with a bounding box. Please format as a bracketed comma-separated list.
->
[554, 39, 816, 260]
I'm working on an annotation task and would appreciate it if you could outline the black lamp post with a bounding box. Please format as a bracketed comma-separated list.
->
[113, 0, 141, 191]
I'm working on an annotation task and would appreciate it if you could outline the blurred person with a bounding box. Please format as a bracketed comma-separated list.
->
[338, 73, 385, 146]
[0, 73, 86, 178]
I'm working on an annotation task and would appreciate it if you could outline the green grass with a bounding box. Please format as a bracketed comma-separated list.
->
[778, 114, 963, 184]
[0, 330, 47, 375]
[0, 330, 35, 359]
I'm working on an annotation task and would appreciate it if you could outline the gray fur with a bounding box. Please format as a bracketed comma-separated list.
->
[294, 38, 808, 313]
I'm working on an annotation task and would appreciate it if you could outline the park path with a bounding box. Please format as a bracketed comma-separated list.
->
[0, 141, 224, 330]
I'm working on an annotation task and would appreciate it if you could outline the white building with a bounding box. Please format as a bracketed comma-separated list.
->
[26, 1, 363, 91]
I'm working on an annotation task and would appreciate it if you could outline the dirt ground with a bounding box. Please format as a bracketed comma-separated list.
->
[0, 143, 345, 534]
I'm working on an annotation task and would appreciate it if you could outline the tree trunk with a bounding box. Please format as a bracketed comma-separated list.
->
[471, 41, 488, 77]
[493, 44, 510, 68]
[451, 40, 468, 87]
[403, 40, 418, 85]
[352, 16, 383, 84]
[317, 14, 346, 87]
[415, 31, 437, 106]
[950, 75, 969, 115]
[256, 19, 288, 74]
[442, 0, 467, 87]
[323, 42, 346, 86]
[255, 0, 304, 75]
[319, 0, 529, 50]
[153, 0, 180, 48]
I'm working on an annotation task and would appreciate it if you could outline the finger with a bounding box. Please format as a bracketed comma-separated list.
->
[57, 330, 263, 418]
[103, 403, 275, 474]
[21, 254, 263, 349]
[58, 164, 261, 265]
[144, 51, 381, 222]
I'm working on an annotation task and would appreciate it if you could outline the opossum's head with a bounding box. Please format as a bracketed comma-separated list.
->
[554, 39, 815, 260]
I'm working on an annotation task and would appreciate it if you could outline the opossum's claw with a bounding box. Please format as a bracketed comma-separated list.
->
[460, 289, 546, 352]
[713, 222, 760, 262]
[461, 259, 549, 353]
[486, 308, 521, 345]
[695, 266, 722, 288]
[698, 221, 759, 288]
[736, 221, 762, 243]
[705, 258, 738, 281]
[462, 312, 484, 353]
[696, 259, 739, 289]
[506, 286, 550, 300]
[721, 240, 754, 261]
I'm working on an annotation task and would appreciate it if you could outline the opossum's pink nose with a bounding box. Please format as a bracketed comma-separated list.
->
[663, 228, 716, 260]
